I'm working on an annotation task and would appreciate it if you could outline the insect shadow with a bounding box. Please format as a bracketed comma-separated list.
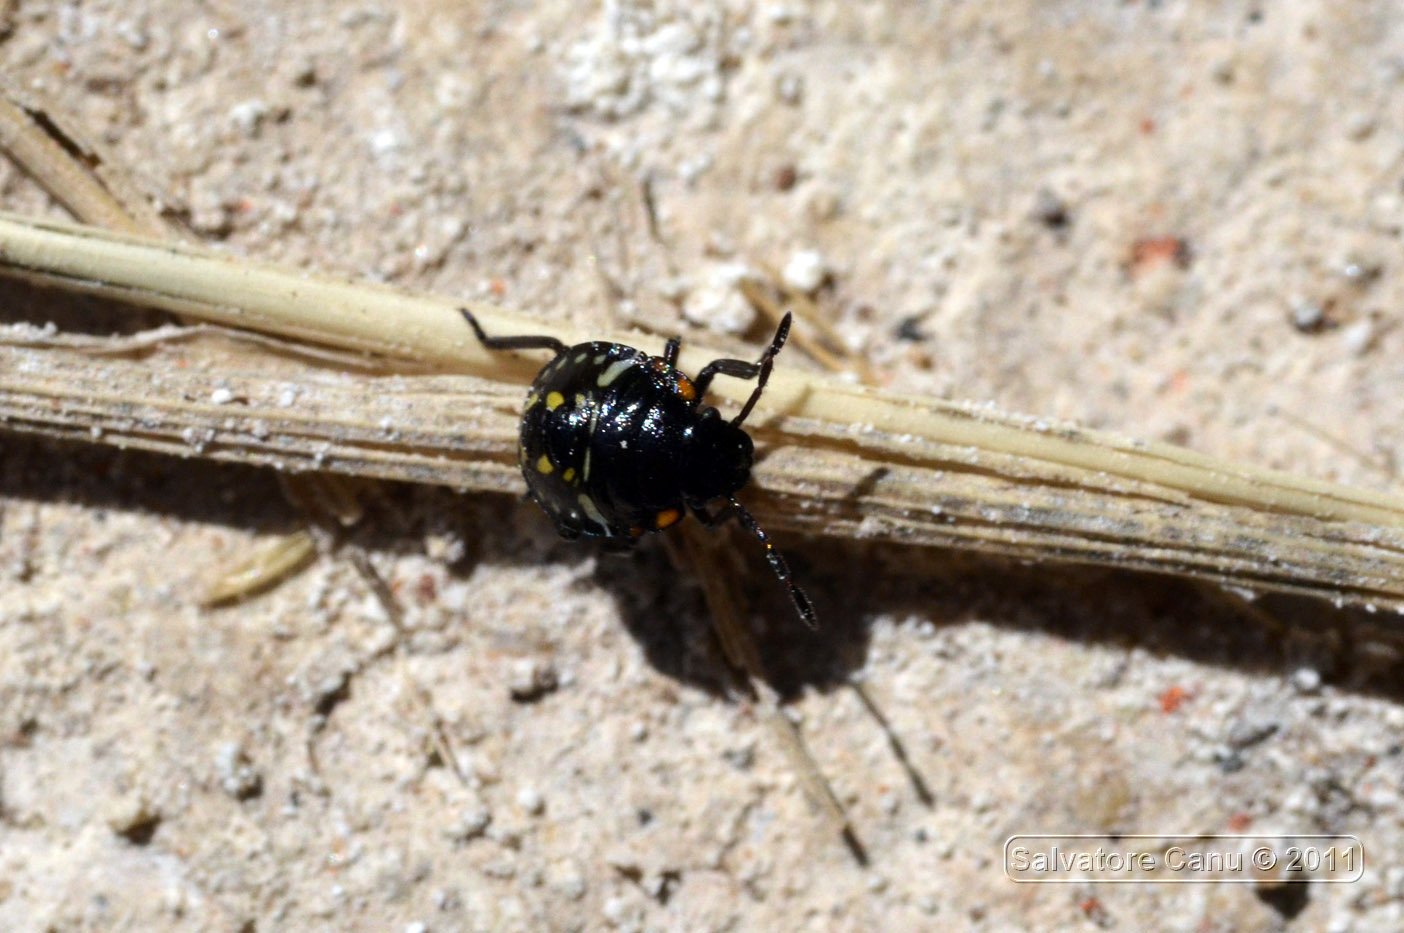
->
[9, 432, 1404, 710]
[587, 527, 873, 701]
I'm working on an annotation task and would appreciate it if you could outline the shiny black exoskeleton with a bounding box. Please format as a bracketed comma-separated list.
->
[460, 308, 816, 629]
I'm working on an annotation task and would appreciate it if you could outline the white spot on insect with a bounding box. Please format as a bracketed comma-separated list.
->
[592, 353, 606, 365]
[573, 351, 588, 364]
[597, 358, 632, 388]
[582, 405, 600, 480]
[578, 495, 607, 527]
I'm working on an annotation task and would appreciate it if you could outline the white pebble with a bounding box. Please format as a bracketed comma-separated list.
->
[229, 99, 268, 137]
[210, 387, 234, 405]
[1291, 666, 1322, 693]
[516, 786, 545, 815]
[682, 262, 757, 334]
[782, 248, 827, 293]
[1340, 318, 1374, 356]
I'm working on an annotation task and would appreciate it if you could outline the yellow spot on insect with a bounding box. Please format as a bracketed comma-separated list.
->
[562, 467, 576, 483]
[536, 454, 554, 474]
[546, 391, 565, 410]
[525, 392, 540, 409]
[655, 508, 682, 529]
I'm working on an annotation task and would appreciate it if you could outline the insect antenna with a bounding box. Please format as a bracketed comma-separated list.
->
[459, 308, 568, 355]
[727, 495, 818, 630]
[731, 312, 792, 427]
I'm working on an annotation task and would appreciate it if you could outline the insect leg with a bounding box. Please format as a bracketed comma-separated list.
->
[692, 313, 792, 426]
[553, 514, 584, 541]
[727, 496, 817, 630]
[460, 308, 568, 355]
[690, 501, 736, 526]
[662, 336, 681, 368]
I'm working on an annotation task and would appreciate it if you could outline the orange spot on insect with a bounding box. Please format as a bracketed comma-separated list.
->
[1158, 684, 1191, 714]
[629, 525, 644, 537]
[675, 374, 696, 402]
[655, 509, 682, 529]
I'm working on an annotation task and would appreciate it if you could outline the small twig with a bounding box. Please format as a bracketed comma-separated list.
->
[2, 213, 1404, 613]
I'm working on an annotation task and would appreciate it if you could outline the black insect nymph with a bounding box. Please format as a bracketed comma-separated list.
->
[460, 308, 816, 629]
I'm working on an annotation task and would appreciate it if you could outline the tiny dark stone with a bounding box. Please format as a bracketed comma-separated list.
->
[895, 315, 929, 342]
[1032, 189, 1070, 230]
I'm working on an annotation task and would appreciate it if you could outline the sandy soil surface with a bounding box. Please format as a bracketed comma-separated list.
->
[3, 2, 1404, 930]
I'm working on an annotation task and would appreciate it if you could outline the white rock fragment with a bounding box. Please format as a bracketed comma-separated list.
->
[1340, 318, 1374, 356]
[681, 261, 757, 334]
[216, 742, 263, 800]
[516, 786, 545, 815]
[782, 248, 828, 293]
[229, 99, 268, 137]
[1291, 666, 1322, 694]
[444, 805, 492, 842]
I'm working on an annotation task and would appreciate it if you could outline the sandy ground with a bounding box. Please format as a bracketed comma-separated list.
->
[4, 1, 1404, 930]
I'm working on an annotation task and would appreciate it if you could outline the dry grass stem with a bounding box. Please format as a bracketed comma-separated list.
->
[2, 213, 1404, 612]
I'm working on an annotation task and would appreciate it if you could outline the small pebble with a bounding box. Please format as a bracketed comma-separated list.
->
[215, 742, 264, 800]
[682, 262, 757, 334]
[1341, 318, 1374, 356]
[210, 387, 235, 405]
[1291, 666, 1322, 694]
[104, 793, 161, 843]
[229, 99, 268, 137]
[1290, 299, 1325, 332]
[781, 249, 828, 293]
[444, 806, 492, 841]
[602, 896, 631, 924]
[508, 659, 559, 703]
[1032, 188, 1069, 229]
[516, 786, 545, 815]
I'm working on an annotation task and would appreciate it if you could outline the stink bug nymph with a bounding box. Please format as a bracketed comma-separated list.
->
[460, 309, 817, 629]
